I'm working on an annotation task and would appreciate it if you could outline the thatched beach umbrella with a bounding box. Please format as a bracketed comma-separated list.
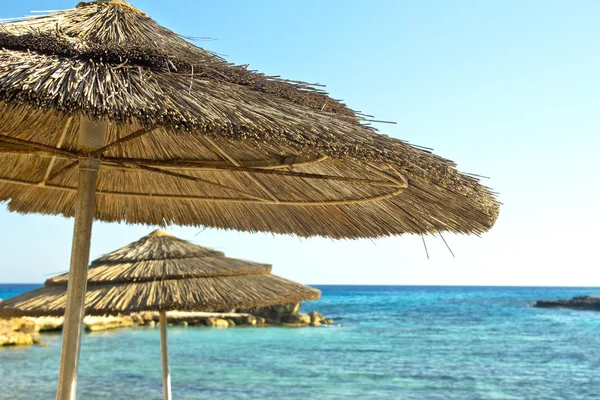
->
[0, 1, 499, 398]
[0, 230, 322, 400]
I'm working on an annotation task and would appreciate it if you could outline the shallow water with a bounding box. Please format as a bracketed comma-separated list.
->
[1, 285, 599, 399]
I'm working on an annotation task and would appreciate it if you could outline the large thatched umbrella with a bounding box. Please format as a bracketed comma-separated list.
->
[0, 230, 322, 400]
[0, 1, 499, 398]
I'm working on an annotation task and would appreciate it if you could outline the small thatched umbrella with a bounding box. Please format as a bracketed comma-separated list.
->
[0, 230, 321, 400]
[0, 1, 499, 398]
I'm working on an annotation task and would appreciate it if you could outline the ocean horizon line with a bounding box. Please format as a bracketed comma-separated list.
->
[1, 283, 599, 290]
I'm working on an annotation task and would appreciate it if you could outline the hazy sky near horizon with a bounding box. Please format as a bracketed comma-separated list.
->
[1, 1, 598, 286]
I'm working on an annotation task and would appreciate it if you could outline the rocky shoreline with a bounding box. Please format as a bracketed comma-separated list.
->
[535, 295, 600, 311]
[0, 302, 333, 347]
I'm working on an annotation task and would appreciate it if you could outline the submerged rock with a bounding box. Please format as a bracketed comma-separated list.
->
[535, 296, 600, 311]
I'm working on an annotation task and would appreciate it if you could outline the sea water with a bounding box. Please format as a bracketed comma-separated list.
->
[0, 285, 599, 399]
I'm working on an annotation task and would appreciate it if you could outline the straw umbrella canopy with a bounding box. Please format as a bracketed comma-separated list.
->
[0, 1, 499, 399]
[0, 230, 321, 316]
[0, 230, 322, 400]
[0, 1, 500, 238]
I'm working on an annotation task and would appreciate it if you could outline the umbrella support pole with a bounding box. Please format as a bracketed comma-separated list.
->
[160, 311, 172, 400]
[56, 119, 106, 400]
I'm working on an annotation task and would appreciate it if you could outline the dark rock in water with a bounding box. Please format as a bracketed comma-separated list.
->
[535, 296, 600, 311]
[249, 304, 333, 327]
[233, 315, 256, 326]
[269, 303, 301, 317]
[265, 315, 281, 324]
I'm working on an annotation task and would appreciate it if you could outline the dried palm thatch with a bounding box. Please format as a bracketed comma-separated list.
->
[0, 230, 321, 317]
[0, 1, 500, 238]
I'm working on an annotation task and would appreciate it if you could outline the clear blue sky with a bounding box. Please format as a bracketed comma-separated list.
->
[1, 1, 599, 286]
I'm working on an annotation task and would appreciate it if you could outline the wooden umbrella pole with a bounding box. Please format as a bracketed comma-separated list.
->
[159, 311, 172, 400]
[56, 118, 106, 400]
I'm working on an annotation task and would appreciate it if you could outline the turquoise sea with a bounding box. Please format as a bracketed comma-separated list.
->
[1, 284, 599, 399]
